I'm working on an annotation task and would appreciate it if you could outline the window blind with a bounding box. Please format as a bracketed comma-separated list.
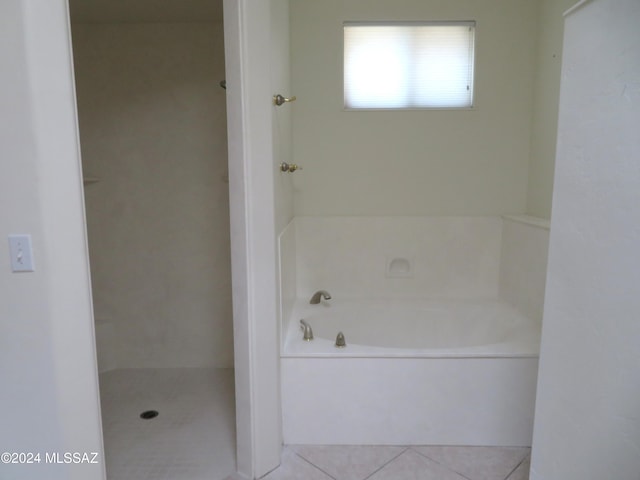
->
[344, 22, 475, 109]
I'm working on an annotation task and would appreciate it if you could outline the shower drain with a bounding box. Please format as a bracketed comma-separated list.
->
[140, 410, 159, 420]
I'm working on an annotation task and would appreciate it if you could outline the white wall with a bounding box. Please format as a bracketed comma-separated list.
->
[72, 23, 233, 369]
[0, 1, 104, 479]
[290, 0, 538, 216]
[271, 0, 295, 233]
[526, 0, 576, 219]
[531, 0, 640, 478]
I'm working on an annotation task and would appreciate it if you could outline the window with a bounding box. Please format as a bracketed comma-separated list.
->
[343, 22, 475, 109]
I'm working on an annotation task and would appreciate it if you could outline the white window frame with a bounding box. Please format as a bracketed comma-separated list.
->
[343, 21, 476, 111]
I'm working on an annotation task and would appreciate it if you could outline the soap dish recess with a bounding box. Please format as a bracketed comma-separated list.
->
[385, 257, 413, 278]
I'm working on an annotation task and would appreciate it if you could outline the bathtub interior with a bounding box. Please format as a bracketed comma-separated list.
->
[279, 215, 550, 356]
[283, 297, 541, 357]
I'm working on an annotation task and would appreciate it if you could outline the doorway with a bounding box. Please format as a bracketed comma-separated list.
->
[69, 1, 236, 478]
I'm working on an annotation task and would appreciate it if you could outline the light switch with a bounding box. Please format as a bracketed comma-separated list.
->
[8, 234, 35, 272]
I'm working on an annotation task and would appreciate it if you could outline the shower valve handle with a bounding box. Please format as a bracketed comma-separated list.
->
[280, 162, 302, 173]
[273, 94, 297, 106]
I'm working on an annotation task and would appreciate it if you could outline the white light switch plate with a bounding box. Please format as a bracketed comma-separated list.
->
[8, 234, 35, 272]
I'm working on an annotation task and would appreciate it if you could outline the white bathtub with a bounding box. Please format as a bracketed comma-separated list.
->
[284, 299, 540, 357]
[281, 298, 540, 446]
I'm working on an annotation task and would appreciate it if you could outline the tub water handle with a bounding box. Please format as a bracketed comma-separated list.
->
[300, 319, 313, 341]
[335, 331, 346, 348]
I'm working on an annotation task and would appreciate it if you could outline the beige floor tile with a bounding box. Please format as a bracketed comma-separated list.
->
[506, 454, 530, 480]
[262, 447, 334, 480]
[412, 446, 530, 480]
[367, 449, 468, 480]
[290, 445, 406, 480]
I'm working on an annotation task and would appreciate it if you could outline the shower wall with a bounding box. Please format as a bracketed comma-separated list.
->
[73, 22, 232, 370]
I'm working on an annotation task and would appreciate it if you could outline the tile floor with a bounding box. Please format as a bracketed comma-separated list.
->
[99, 368, 236, 480]
[237, 445, 530, 480]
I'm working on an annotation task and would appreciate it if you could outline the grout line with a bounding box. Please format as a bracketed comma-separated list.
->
[409, 447, 474, 480]
[503, 452, 530, 480]
[259, 460, 285, 479]
[291, 450, 338, 480]
[361, 446, 410, 480]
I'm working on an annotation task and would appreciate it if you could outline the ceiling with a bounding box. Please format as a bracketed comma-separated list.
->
[69, 0, 223, 24]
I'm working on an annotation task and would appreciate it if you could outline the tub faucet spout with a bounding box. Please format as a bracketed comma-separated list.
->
[309, 290, 332, 304]
[300, 319, 313, 341]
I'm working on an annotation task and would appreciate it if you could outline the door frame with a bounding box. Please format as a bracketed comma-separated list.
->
[223, 0, 283, 478]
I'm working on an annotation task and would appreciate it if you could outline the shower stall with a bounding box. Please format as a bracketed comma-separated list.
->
[70, 1, 236, 478]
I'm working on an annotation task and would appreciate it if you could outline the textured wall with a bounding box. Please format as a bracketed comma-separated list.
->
[73, 23, 233, 368]
[290, 0, 538, 216]
[532, 0, 640, 477]
[0, 1, 104, 478]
